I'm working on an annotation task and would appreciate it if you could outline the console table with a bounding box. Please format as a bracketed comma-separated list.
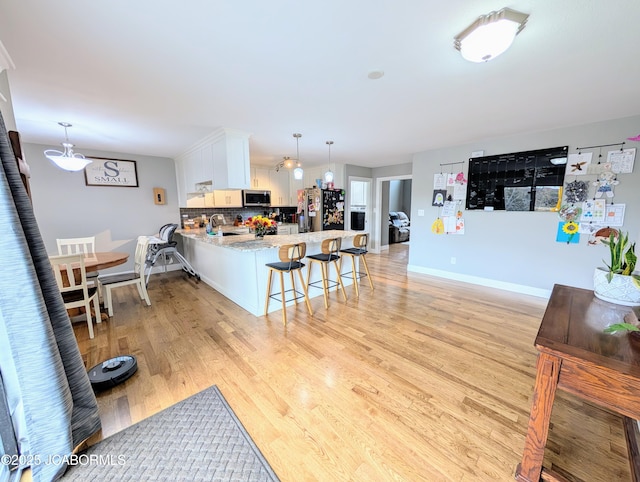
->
[516, 284, 640, 481]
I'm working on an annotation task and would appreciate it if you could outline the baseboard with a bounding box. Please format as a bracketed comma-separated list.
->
[406, 265, 551, 299]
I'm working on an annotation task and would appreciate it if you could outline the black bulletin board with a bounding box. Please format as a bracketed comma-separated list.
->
[465, 146, 568, 211]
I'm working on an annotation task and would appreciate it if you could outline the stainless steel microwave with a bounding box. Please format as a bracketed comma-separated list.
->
[242, 190, 271, 207]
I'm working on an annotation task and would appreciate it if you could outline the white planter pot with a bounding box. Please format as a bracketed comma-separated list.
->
[593, 267, 640, 307]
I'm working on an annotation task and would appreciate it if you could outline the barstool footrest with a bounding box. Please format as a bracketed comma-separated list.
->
[340, 271, 368, 282]
[308, 279, 341, 291]
[269, 288, 308, 305]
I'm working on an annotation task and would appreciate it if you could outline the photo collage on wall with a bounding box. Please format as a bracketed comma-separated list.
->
[431, 165, 467, 235]
[556, 145, 635, 244]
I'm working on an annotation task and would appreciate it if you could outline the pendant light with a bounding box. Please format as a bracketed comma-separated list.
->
[293, 133, 304, 180]
[44, 122, 92, 171]
[324, 141, 334, 183]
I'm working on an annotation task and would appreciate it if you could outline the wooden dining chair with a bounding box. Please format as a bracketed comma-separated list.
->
[56, 236, 101, 299]
[49, 253, 101, 339]
[98, 236, 151, 317]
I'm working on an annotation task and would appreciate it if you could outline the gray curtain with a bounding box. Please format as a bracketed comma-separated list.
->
[0, 111, 101, 482]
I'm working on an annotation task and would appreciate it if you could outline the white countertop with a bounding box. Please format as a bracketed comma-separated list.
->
[178, 228, 361, 252]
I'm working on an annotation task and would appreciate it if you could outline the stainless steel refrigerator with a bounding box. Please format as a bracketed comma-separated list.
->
[297, 187, 345, 232]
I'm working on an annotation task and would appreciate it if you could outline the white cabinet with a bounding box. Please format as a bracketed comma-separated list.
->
[250, 167, 270, 189]
[269, 169, 292, 206]
[303, 163, 345, 190]
[186, 192, 215, 208]
[277, 224, 299, 235]
[211, 128, 251, 190]
[184, 147, 210, 190]
[177, 128, 250, 204]
[213, 190, 243, 207]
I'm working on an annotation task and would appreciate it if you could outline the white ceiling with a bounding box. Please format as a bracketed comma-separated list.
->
[1, 0, 640, 168]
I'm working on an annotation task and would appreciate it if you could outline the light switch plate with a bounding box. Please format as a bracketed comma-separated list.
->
[418, 209, 425, 216]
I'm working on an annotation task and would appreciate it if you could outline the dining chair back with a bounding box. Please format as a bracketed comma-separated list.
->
[49, 253, 100, 339]
[98, 236, 152, 317]
[56, 236, 101, 298]
[56, 236, 96, 255]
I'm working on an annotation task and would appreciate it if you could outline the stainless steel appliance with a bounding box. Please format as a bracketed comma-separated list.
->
[297, 187, 345, 232]
[242, 190, 271, 207]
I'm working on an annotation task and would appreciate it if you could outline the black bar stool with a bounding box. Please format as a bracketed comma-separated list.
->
[306, 237, 347, 309]
[264, 242, 313, 325]
[339, 233, 374, 297]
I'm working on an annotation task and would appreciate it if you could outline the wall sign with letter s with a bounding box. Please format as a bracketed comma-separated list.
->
[85, 158, 139, 187]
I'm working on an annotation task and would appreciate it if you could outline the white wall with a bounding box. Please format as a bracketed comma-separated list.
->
[0, 70, 16, 131]
[24, 142, 180, 273]
[409, 115, 640, 296]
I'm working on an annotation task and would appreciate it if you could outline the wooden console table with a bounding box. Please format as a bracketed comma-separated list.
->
[516, 284, 640, 481]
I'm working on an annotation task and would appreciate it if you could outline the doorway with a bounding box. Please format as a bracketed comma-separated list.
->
[346, 177, 372, 233]
[372, 174, 412, 254]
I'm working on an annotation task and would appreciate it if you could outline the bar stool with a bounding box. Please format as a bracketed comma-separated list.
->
[339, 233, 374, 297]
[306, 237, 347, 309]
[264, 242, 313, 325]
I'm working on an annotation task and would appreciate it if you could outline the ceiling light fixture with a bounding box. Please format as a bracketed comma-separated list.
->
[454, 7, 529, 63]
[275, 155, 302, 174]
[292, 133, 304, 180]
[324, 141, 334, 184]
[44, 122, 92, 172]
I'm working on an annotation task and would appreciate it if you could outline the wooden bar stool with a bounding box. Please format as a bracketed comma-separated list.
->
[264, 242, 313, 325]
[339, 233, 374, 297]
[306, 237, 347, 309]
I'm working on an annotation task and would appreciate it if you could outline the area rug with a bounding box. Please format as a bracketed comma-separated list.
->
[62, 385, 280, 481]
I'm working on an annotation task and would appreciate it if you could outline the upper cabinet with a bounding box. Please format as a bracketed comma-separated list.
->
[250, 167, 270, 190]
[302, 163, 345, 190]
[213, 190, 243, 207]
[269, 169, 291, 206]
[175, 127, 251, 205]
[210, 128, 251, 191]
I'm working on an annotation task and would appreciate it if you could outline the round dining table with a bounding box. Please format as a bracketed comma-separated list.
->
[65, 252, 129, 322]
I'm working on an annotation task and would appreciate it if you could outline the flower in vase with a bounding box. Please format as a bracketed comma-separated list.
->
[244, 215, 274, 237]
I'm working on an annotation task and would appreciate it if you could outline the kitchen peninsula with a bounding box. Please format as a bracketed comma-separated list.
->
[178, 229, 361, 316]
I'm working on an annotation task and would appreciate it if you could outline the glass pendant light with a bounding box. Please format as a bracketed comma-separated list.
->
[44, 122, 92, 172]
[324, 140, 334, 183]
[293, 133, 304, 180]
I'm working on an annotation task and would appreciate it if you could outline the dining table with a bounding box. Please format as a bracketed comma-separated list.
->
[63, 251, 129, 321]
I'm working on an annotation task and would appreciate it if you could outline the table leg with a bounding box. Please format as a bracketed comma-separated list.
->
[515, 352, 562, 482]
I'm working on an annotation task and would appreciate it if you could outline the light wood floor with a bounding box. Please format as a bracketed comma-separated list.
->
[76, 244, 631, 481]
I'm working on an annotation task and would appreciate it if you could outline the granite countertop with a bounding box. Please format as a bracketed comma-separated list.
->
[177, 228, 361, 252]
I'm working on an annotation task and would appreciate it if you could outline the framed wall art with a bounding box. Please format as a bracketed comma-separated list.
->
[85, 158, 139, 187]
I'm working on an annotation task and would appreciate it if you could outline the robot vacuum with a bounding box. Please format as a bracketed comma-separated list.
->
[88, 355, 138, 391]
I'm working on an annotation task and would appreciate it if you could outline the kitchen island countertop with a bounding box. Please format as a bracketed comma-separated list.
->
[176, 228, 362, 316]
[178, 228, 361, 252]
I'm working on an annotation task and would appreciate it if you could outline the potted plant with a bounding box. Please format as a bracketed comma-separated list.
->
[593, 231, 640, 306]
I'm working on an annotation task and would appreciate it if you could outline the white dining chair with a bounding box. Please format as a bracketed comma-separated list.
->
[56, 236, 101, 299]
[50, 253, 101, 339]
[98, 236, 151, 317]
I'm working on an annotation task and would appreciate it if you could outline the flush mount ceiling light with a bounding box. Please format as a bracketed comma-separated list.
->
[44, 122, 92, 171]
[324, 141, 334, 183]
[454, 7, 529, 62]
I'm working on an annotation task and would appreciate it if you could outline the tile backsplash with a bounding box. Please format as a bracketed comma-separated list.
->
[179, 206, 297, 227]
